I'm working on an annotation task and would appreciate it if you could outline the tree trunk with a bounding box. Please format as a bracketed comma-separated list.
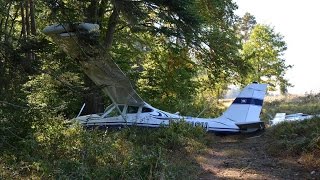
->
[9, 8, 20, 39]
[104, 1, 120, 50]
[0, 3, 10, 34]
[82, 75, 105, 114]
[29, 0, 36, 35]
[98, 0, 108, 25]
[20, 2, 26, 38]
[4, 2, 13, 42]
[82, 0, 113, 113]
[86, 0, 99, 23]
[25, 0, 30, 36]
[20, 0, 36, 73]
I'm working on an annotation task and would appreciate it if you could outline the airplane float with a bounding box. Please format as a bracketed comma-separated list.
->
[43, 23, 268, 133]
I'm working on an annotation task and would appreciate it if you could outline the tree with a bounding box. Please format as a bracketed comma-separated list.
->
[44, 0, 206, 50]
[41, 0, 246, 112]
[236, 12, 257, 43]
[240, 24, 292, 93]
[43, 0, 243, 73]
[136, 35, 198, 114]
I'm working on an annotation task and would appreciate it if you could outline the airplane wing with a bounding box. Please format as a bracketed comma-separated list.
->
[270, 113, 286, 125]
[43, 23, 144, 106]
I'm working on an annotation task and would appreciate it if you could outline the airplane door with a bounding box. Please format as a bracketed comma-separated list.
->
[89, 105, 124, 126]
[138, 107, 154, 127]
[125, 106, 140, 125]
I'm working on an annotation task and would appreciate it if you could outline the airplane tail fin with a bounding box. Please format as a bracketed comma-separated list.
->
[221, 82, 268, 131]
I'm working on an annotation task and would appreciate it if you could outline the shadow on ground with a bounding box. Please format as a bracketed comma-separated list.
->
[195, 133, 318, 180]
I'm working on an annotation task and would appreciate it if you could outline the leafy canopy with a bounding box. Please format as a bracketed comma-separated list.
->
[240, 24, 291, 93]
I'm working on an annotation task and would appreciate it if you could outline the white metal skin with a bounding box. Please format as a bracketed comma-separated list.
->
[76, 83, 268, 134]
[270, 113, 319, 126]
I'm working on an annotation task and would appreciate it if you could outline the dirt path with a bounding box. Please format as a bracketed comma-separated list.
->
[196, 134, 319, 180]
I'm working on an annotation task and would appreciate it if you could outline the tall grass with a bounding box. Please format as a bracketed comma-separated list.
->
[0, 118, 207, 179]
[263, 93, 320, 168]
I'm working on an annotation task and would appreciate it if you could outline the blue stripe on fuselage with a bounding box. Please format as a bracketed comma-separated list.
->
[232, 98, 263, 106]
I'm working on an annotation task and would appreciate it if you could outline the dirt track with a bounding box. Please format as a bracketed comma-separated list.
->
[196, 133, 319, 180]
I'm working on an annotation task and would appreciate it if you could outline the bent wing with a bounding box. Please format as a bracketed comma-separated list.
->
[271, 113, 286, 125]
[43, 23, 144, 106]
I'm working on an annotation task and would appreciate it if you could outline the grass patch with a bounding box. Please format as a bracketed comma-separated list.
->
[0, 118, 208, 179]
[263, 93, 320, 168]
[266, 117, 320, 154]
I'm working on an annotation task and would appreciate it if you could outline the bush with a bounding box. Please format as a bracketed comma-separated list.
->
[265, 117, 320, 168]
[0, 118, 207, 179]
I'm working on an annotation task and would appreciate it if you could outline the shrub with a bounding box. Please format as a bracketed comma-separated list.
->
[265, 117, 320, 168]
[0, 118, 207, 179]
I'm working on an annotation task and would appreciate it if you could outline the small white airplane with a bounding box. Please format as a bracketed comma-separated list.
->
[270, 113, 318, 126]
[43, 23, 268, 134]
[75, 82, 268, 134]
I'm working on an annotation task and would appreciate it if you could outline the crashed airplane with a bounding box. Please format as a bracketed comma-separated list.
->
[43, 23, 268, 133]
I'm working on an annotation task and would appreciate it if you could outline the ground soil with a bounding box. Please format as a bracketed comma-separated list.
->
[196, 133, 319, 180]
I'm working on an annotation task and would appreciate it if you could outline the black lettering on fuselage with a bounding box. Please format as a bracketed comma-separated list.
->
[169, 120, 209, 130]
[189, 121, 208, 129]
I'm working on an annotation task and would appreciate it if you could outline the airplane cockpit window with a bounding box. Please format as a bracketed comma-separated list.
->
[127, 106, 139, 114]
[108, 108, 121, 117]
[118, 105, 124, 112]
[142, 107, 153, 113]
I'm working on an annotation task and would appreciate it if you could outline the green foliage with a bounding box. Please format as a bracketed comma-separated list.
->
[240, 24, 291, 93]
[44, 0, 88, 23]
[265, 117, 320, 169]
[107, 0, 242, 115]
[23, 56, 85, 118]
[195, 1, 246, 87]
[0, 1, 296, 179]
[137, 38, 199, 114]
[0, 118, 207, 179]
[263, 93, 320, 168]
[235, 12, 257, 42]
[191, 75, 227, 118]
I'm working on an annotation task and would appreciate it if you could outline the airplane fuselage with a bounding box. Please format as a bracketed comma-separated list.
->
[76, 103, 262, 133]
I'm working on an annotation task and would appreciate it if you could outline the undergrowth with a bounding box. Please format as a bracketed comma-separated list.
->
[0, 118, 207, 179]
[264, 93, 320, 168]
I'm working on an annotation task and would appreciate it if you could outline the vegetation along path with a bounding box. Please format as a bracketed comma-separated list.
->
[196, 133, 318, 180]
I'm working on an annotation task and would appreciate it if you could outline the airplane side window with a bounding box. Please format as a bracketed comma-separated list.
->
[142, 107, 153, 113]
[108, 108, 121, 117]
[118, 105, 124, 113]
[127, 106, 139, 114]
